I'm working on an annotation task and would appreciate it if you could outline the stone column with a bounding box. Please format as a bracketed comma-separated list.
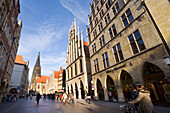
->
[117, 86, 125, 102]
[104, 88, 109, 101]
[79, 88, 82, 99]
[94, 87, 98, 100]
[74, 89, 76, 99]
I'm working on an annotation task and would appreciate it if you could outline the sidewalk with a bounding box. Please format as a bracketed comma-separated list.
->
[75, 99, 170, 113]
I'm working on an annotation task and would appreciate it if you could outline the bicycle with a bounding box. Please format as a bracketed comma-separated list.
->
[120, 103, 138, 113]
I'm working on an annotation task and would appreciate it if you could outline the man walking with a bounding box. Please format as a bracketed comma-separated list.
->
[36, 93, 41, 104]
[129, 85, 154, 113]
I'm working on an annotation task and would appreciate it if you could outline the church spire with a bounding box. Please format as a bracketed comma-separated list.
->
[36, 52, 40, 66]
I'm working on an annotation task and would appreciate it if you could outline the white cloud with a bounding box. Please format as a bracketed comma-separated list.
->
[59, 0, 89, 24]
[18, 17, 68, 82]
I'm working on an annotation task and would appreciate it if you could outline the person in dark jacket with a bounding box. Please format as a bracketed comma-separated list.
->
[129, 85, 154, 113]
[36, 93, 41, 104]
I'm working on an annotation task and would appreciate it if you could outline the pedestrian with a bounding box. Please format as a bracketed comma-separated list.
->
[30, 94, 33, 100]
[43, 94, 46, 100]
[108, 90, 112, 102]
[62, 92, 67, 104]
[13, 94, 17, 102]
[60, 94, 63, 102]
[36, 93, 41, 104]
[129, 85, 154, 113]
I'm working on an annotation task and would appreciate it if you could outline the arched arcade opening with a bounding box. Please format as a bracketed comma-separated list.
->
[142, 62, 170, 102]
[120, 70, 134, 101]
[106, 75, 118, 102]
[80, 81, 85, 99]
[97, 79, 104, 100]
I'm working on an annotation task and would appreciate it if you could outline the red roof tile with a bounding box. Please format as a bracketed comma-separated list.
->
[15, 55, 25, 65]
[36, 75, 50, 83]
[83, 41, 90, 57]
[54, 71, 60, 79]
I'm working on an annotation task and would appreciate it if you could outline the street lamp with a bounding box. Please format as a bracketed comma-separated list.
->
[163, 56, 170, 66]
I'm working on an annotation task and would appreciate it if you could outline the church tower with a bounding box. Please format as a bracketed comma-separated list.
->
[30, 52, 41, 91]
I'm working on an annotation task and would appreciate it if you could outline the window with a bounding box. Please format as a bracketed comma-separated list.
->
[1, 52, 7, 69]
[0, 43, 2, 52]
[97, 6, 99, 12]
[88, 35, 91, 43]
[99, 35, 105, 47]
[105, 13, 111, 25]
[115, 2, 120, 12]
[112, 6, 117, 16]
[75, 63, 77, 75]
[7, 30, 11, 40]
[113, 43, 124, 63]
[98, 22, 103, 32]
[121, 9, 134, 27]
[102, 52, 110, 68]
[101, 0, 104, 6]
[105, 17, 108, 25]
[94, 58, 99, 72]
[109, 24, 117, 38]
[100, 10, 104, 18]
[107, 13, 111, 22]
[4, 23, 8, 35]
[0, 48, 5, 66]
[80, 59, 83, 73]
[128, 30, 146, 54]
[93, 29, 97, 38]
[105, 3, 109, 10]
[67, 69, 69, 79]
[92, 43, 97, 54]
[71, 67, 73, 78]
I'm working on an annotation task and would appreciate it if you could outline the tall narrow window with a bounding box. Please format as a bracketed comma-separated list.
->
[80, 59, 83, 73]
[94, 58, 99, 73]
[92, 43, 97, 54]
[71, 67, 73, 78]
[128, 30, 146, 54]
[67, 69, 69, 79]
[115, 2, 120, 12]
[113, 43, 124, 63]
[0, 48, 5, 65]
[102, 52, 110, 68]
[107, 13, 111, 22]
[1, 52, 7, 69]
[112, 7, 117, 16]
[109, 24, 117, 38]
[105, 17, 108, 25]
[121, 9, 134, 27]
[75, 63, 77, 75]
[99, 35, 105, 47]
[0, 43, 2, 52]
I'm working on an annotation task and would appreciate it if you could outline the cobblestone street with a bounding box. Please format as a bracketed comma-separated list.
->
[0, 98, 170, 113]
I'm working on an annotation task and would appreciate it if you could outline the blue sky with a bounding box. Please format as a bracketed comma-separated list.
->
[17, 0, 91, 81]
